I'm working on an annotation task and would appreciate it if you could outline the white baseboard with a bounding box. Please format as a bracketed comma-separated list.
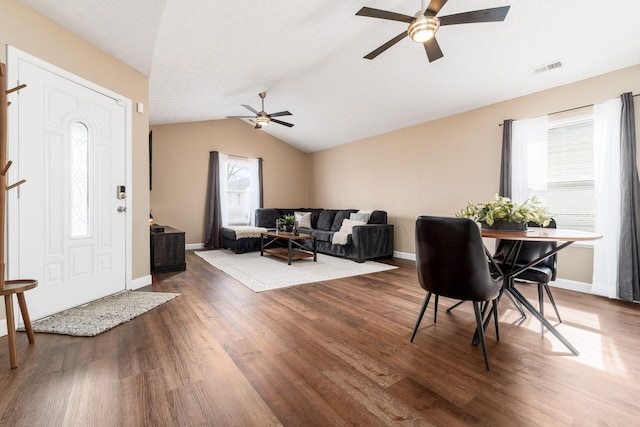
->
[550, 278, 592, 294]
[130, 275, 152, 290]
[394, 251, 416, 261]
[186, 243, 204, 250]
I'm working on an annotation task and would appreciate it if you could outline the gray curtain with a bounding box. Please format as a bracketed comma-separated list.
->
[258, 157, 264, 208]
[499, 119, 513, 197]
[204, 151, 222, 249]
[618, 93, 640, 302]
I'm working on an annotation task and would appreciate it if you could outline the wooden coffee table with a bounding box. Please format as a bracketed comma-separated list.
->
[260, 231, 317, 265]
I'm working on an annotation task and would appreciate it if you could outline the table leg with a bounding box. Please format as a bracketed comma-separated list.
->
[16, 292, 35, 344]
[260, 234, 264, 256]
[4, 295, 17, 368]
[288, 239, 292, 265]
[508, 286, 579, 355]
[538, 283, 544, 337]
[313, 238, 317, 262]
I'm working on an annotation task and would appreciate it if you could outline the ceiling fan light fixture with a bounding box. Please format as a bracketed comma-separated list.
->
[255, 115, 270, 127]
[408, 15, 439, 43]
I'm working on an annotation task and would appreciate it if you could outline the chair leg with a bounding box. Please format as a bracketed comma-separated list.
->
[543, 283, 562, 323]
[473, 301, 490, 371]
[16, 292, 35, 344]
[410, 293, 432, 342]
[493, 299, 500, 342]
[433, 295, 439, 324]
[446, 300, 466, 313]
[4, 295, 17, 369]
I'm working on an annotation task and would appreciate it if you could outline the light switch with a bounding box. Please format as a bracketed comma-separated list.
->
[136, 102, 144, 113]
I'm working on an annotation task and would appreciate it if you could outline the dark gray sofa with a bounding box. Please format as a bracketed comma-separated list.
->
[255, 208, 394, 262]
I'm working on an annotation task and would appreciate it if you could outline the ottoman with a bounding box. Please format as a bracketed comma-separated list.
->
[221, 226, 267, 254]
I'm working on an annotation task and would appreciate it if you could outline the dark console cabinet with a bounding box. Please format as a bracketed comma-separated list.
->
[151, 226, 186, 273]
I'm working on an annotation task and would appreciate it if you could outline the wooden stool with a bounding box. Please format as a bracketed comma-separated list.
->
[1, 279, 37, 368]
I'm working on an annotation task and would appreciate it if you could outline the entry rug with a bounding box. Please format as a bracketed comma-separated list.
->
[20, 291, 180, 337]
[196, 249, 397, 292]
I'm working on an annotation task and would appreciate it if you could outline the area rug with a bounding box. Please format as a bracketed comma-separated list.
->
[196, 249, 397, 292]
[20, 291, 180, 337]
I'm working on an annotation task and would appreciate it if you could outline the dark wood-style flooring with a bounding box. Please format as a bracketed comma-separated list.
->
[1, 251, 639, 426]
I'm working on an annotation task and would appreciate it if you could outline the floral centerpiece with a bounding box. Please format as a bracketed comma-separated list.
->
[455, 195, 552, 230]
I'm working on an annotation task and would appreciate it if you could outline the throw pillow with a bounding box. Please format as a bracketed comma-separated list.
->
[294, 211, 312, 228]
[339, 219, 366, 234]
[350, 212, 371, 223]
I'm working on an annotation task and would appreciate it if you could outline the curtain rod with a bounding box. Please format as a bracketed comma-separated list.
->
[226, 153, 264, 161]
[498, 93, 639, 126]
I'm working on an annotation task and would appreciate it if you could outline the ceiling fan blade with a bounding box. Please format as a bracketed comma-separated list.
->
[271, 119, 294, 128]
[269, 111, 292, 118]
[364, 31, 408, 60]
[355, 7, 414, 23]
[439, 6, 510, 26]
[226, 115, 255, 119]
[424, 38, 444, 62]
[241, 104, 259, 114]
[425, 0, 448, 16]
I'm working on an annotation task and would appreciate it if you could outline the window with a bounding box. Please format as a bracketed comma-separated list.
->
[513, 109, 596, 232]
[224, 157, 252, 225]
[218, 155, 261, 227]
[70, 122, 90, 237]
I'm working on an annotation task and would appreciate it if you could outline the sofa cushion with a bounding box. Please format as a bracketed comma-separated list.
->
[317, 210, 338, 230]
[369, 210, 387, 224]
[310, 209, 323, 229]
[331, 209, 358, 231]
[311, 229, 334, 242]
[255, 208, 283, 228]
[294, 211, 312, 228]
[298, 227, 314, 235]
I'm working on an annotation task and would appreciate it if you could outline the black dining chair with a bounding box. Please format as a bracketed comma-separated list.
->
[492, 218, 561, 334]
[411, 216, 503, 370]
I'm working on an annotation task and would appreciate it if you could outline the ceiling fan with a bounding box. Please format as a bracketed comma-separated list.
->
[356, 0, 510, 62]
[226, 92, 294, 129]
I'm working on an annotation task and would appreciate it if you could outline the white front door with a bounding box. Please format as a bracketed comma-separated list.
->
[9, 55, 127, 320]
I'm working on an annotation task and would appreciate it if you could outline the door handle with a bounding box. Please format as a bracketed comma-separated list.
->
[117, 206, 127, 213]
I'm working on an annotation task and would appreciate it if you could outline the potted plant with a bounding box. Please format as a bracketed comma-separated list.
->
[281, 214, 295, 232]
[455, 194, 552, 230]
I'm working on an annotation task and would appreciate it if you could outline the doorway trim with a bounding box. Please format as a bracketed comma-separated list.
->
[6, 46, 133, 291]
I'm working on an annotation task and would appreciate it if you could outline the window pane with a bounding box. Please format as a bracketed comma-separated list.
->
[226, 159, 251, 225]
[530, 118, 595, 232]
[71, 122, 89, 237]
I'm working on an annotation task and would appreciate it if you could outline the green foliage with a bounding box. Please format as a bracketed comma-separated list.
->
[281, 214, 295, 226]
[455, 195, 552, 226]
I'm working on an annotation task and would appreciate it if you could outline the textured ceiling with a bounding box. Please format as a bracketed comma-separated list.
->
[19, 0, 640, 152]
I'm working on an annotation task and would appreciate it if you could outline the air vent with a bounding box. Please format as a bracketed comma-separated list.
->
[532, 61, 562, 75]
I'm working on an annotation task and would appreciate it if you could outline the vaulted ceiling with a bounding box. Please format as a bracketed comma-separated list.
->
[20, 0, 640, 152]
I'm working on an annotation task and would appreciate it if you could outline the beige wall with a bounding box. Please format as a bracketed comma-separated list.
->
[149, 119, 310, 244]
[309, 65, 640, 283]
[0, 0, 150, 280]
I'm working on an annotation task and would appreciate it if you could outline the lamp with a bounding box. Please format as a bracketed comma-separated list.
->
[408, 15, 440, 43]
